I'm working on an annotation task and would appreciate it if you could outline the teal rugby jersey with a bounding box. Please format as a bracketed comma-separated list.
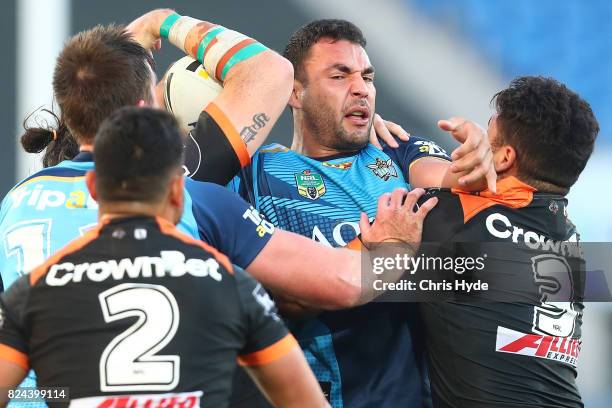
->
[228, 136, 450, 408]
[0, 151, 274, 407]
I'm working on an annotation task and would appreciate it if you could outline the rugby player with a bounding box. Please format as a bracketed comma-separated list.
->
[0, 106, 330, 407]
[418, 76, 599, 407]
[180, 19, 497, 408]
[0, 10, 437, 406]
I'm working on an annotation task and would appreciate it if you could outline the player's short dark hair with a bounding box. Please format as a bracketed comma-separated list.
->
[94, 107, 184, 203]
[283, 19, 366, 83]
[20, 108, 79, 167]
[53, 24, 154, 144]
[492, 76, 599, 192]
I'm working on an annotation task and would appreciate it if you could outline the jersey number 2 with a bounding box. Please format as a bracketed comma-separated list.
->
[98, 283, 181, 391]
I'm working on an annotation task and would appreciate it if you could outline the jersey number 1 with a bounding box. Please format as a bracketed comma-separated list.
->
[98, 283, 181, 392]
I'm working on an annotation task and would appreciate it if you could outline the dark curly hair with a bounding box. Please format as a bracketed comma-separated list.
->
[283, 19, 366, 83]
[492, 76, 599, 193]
[21, 108, 79, 167]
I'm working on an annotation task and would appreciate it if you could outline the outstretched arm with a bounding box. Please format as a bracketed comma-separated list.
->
[127, 9, 293, 182]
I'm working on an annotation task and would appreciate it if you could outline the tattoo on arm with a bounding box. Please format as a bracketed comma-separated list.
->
[240, 113, 270, 144]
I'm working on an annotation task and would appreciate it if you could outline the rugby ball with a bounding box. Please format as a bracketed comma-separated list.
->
[163, 56, 223, 133]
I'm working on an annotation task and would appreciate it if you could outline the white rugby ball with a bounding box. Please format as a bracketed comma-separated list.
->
[163, 56, 223, 133]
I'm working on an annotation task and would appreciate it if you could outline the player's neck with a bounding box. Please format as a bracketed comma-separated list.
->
[291, 119, 345, 158]
[98, 202, 176, 224]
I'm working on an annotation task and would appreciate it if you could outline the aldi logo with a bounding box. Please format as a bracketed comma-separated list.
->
[495, 326, 581, 367]
[295, 170, 326, 200]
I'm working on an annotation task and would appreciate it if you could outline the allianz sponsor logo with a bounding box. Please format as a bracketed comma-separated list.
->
[485, 212, 581, 257]
[46, 250, 221, 286]
[10, 185, 98, 211]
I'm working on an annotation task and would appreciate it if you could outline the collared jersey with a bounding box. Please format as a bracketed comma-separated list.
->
[225, 137, 450, 408]
[0, 216, 291, 407]
[418, 178, 584, 408]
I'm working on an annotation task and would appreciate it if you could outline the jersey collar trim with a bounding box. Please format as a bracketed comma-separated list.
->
[452, 176, 536, 223]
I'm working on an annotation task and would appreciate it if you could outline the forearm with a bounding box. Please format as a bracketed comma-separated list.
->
[247, 232, 362, 310]
[440, 166, 487, 191]
[163, 13, 293, 154]
[248, 231, 412, 311]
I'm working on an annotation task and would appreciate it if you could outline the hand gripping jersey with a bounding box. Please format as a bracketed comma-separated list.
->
[0, 216, 292, 407]
[0, 151, 273, 406]
[225, 137, 450, 408]
[418, 177, 585, 408]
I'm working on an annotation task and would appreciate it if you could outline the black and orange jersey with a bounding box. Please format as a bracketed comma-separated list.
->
[418, 177, 585, 408]
[0, 216, 294, 407]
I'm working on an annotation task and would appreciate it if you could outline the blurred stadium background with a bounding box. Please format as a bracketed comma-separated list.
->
[1, 0, 610, 405]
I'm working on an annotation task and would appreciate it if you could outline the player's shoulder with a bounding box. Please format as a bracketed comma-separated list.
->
[383, 135, 450, 160]
[184, 178, 248, 210]
[419, 188, 465, 241]
[11, 163, 89, 192]
[155, 217, 234, 273]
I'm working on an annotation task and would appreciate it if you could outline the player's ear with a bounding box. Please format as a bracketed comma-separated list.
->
[288, 80, 305, 109]
[493, 145, 516, 174]
[167, 174, 184, 225]
[85, 170, 97, 201]
[169, 174, 184, 209]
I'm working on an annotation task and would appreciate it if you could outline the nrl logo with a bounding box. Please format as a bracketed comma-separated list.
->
[367, 158, 398, 181]
[295, 170, 326, 200]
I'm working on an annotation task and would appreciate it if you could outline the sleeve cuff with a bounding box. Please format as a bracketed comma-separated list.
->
[0, 343, 28, 371]
[237, 334, 297, 366]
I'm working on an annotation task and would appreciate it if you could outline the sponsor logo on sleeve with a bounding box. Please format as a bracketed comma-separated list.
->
[242, 206, 275, 237]
[413, 140, 448, 157]
[495, 326, 581, 367]
[252, 283, 280, 321]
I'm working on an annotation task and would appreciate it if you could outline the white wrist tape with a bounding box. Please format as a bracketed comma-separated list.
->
[168, 16, 201, 52]
[202, 30, 249, 78]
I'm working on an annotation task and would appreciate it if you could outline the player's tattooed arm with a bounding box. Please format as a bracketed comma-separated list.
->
[240, 113, 271, 144]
